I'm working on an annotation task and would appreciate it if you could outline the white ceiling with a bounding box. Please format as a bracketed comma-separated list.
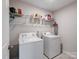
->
[20, 0, 76, 12]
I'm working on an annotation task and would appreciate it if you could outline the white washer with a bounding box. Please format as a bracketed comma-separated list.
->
[42, 33, 61, 59]
[19, 33, 43, 59]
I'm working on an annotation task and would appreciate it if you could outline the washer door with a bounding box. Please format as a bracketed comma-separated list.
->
[44, 37, 61, 59]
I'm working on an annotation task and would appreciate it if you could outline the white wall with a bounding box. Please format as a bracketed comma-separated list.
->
[9, 0, 53, 16]
[9, 0, 53, 45]
[54, 2, 77, 52]
[2, 0, 9, 59]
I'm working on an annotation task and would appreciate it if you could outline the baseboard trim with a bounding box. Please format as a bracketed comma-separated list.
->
[63, 51, 77, 58]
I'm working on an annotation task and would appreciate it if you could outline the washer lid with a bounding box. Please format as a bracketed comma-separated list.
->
[43, 34, 60, 39]
[19, 33, 42, 44]
[19, 37, 42, 44]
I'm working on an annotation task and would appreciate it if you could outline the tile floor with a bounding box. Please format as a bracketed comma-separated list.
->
[43, 53, 75, 59]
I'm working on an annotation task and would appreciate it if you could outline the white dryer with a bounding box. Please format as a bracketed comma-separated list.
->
[19, 32, 43, 59]
[42, 32, 61, 59]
